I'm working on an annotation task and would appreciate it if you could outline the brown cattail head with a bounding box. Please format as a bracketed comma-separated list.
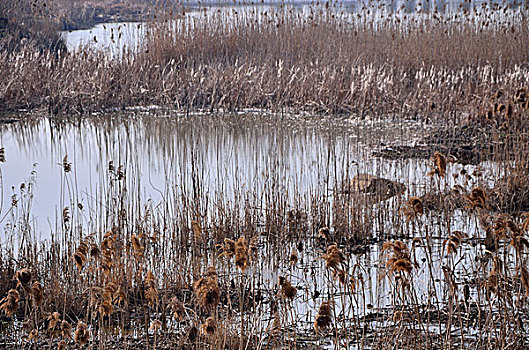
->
[278, 276, 297, 299]
[0, 289, 20, 317]
[201, 316, 217, 336]
[314, 300, 334, 333]
[235, 237, 249, 272]
[74, 321, 89, 346]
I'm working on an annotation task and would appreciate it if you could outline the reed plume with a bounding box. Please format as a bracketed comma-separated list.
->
[314, 300, 334, 333]
[61, 320, 72, 340]
[278, 275, 297, 299]
[14, 268, 32, 287]
[443, 231, 468, 255]
[201, 316, 217, 336]
[428, 151, 447, 178]
[383, 241, 413, 275]
[169, 297, 185, 321]
[402, 196, 424, 221]
[193, 266, 220, 311]
[289, 249, 298, 266]
[235, 237, 249, 272]
[0, 289, 20, 317]
[219, 238, 236, 260]
[321, 244, 344, 271]
[74, 321, 89, 346]
[466, 187, 488, 211]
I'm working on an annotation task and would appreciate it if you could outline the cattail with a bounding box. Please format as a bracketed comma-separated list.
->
[278, 276, 297, 299]
[201, 316, 217, 336]
[169, 297, 185, 321]
[193, 266, 220, 311]
[63, 156, 72, 173]
[30, 281, 44, 309]
[314, 300, 334, 333]
[74, 321, 89, 346]
[14, 268, 32, 287]
[235, 237, 249, 272]
[61, 320, 72, 340]
[321, 245, 344, 271]
[0, 289, 20, 316]
[428, 151, 447, 178]
[289, 249, 298, 266]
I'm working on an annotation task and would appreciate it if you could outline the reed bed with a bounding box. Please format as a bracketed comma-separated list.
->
[1, 1, 528, 116]
[1, 1, 529, 350]
[1, 94, 529, 348]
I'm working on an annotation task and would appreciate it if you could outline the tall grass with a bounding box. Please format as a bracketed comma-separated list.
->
[1, 2, 528, 115]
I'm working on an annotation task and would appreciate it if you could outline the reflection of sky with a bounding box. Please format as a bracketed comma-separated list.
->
[0, 113, 498, 243]
[0, 113, 444, 241]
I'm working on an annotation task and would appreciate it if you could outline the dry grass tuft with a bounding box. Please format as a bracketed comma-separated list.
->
[314, 300, 334, 333]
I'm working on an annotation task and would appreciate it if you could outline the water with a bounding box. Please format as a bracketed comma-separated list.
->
[0, 112, 436, 241]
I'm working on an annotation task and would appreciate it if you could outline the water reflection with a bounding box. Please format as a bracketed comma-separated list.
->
[0, 112, 430, 240]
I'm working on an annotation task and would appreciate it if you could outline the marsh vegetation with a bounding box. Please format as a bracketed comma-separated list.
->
[1, 1, 529, 349]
